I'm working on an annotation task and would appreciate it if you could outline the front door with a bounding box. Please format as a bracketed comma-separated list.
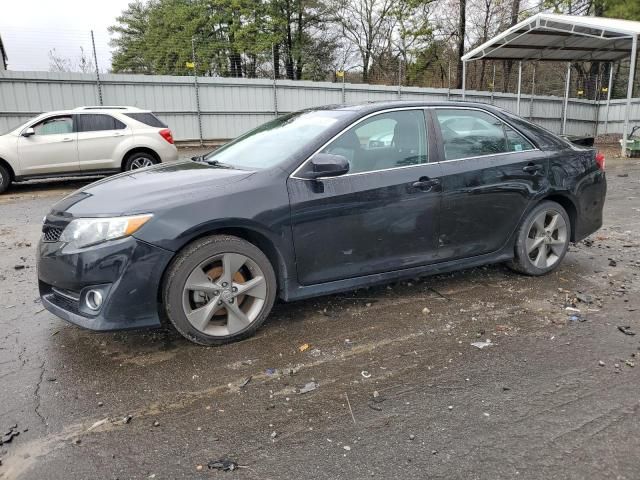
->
[287, 109, 442, 286]
[17, 115, 78, 175]
[431, 108, 549, 260]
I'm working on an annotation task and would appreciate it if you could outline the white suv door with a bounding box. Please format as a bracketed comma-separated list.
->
[17, 115, 79, 175]
[76, 113, 132, 171]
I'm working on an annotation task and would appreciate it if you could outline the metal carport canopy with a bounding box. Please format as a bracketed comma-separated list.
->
[460, 13, 639, 155]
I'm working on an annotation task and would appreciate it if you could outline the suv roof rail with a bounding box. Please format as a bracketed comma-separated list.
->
[74, 106, 142, 111]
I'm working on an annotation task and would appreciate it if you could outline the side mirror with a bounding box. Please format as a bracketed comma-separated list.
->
[307, 153, 349, 179]
[22, 127, 35, 137]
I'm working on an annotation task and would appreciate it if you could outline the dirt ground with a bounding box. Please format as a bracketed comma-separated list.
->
[0, 149, 639, 480]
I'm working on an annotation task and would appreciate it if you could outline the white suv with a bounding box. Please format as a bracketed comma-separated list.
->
[0, 106, 179, 193]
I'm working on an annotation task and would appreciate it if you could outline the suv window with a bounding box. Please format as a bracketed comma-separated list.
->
[124, 113, 167, 128]
[32, 116, 73, 136]
[77, 114, 126, 132]
[435, 109, 508, 160]
[321, 110, 428, 174]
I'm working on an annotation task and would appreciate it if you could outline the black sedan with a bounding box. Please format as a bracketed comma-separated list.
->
[37, 101, 606, 345]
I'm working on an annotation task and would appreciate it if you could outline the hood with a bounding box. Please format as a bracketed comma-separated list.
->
[53, 161, 254, 217]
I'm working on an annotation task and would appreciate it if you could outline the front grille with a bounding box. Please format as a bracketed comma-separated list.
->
[42, 226, 64, 242]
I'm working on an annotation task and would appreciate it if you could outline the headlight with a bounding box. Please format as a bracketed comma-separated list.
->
[59, 214, 153, 249]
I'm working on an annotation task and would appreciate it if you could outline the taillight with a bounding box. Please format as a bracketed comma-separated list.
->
[159, 128, 174, 144]
[595, 151, 605, 171]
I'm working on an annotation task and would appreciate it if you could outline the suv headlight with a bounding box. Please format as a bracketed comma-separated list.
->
[59, 214, 153, 249]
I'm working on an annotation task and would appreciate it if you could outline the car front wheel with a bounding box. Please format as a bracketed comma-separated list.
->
[509, 200, 571, 276]
[163, 235, 277, 345]
[0, 164, 10, 194]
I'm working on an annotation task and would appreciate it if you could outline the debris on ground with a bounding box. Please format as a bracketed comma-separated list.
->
[609, 259, 617, 267]
[618, 325, 636, 336]
[576, 293, 593, 304]
[298, 381, 318, 394]
[13, 265, 25, 270]
[309, 348, 322, 357]
[1, 425, 19, 445]
[207, 459, 239, 471]
[265, 368, 277, 376]
[153, 421, 160, 427]
[240, 376, 252, 388]
[599, 360, 606, 367]
[471, 339, 492, 349]
[625, 360, 635, 367]
[343, 445, 351, 451]
[422, 307, 431, 315]
[298, 343, 310, 353]
[361, 370, 371, 378]
[87, 418, 109, 432]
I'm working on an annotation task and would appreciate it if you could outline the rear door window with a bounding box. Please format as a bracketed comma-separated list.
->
[435, 109, 508, 160]
[124, 113, 167, 128]
[77, 114, 126, 132]
[504, 125, 535, 152]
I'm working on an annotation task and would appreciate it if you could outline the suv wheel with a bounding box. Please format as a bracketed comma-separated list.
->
[124, 152, 158, 170]
[508, 200, 571, 276]
[163, 235, 277, 346]
[0, 164, 11, 194]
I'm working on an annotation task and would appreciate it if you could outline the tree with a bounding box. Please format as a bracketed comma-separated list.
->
[455, 0, 466, 89]
[48, 47, 95, 73]
[337, 0, 396, 82]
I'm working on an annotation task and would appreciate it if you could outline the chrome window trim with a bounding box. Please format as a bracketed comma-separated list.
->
[290, 106, 430, 180]
[289, 105, 540, 181]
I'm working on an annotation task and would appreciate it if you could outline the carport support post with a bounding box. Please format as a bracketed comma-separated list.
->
[516, 61, 522, 115]
[529, 63, 536, 120]
[562, 62, 571, 135]
[490, 64, 496, 105]
[622, 35, 638, 157]
[604, 62, 614, 134]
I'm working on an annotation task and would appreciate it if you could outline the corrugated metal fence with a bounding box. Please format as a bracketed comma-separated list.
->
[1, 70, 639, 142]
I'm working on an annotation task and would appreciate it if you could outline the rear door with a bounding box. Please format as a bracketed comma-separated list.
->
[287, 108, 443, 285]
[76, 114, 132, 171]
[17, 115, 78, 175]
[431, 107, 549, 259]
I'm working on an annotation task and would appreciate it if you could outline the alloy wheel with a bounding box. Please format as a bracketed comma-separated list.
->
[526, 209, 568, 269]
[129, 157, 155, 169]
[182, 253, 267, 336]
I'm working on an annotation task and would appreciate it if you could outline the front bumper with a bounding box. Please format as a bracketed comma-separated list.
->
[37, 235, 174, 331]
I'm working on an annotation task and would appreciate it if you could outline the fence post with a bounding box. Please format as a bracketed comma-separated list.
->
[529, 63, 536, 120]
[397, 60, 402, 99]
[272, 44, 278, 116]
[490, 64, 496, 105]
[191, 37, 204, 146]
[447, 61, 451, 100]
[90, 30, 103, 106]
[342, 72, 346, 104]
[604, 62, 614, 134]
[516, 61, 522, 115]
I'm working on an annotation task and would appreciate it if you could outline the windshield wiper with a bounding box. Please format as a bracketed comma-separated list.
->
[204, 159, 232, 168]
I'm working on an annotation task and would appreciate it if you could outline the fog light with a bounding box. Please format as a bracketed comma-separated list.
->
[85, 290, 103, 311]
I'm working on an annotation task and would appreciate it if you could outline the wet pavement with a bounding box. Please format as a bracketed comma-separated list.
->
[1, 151, 639, 479]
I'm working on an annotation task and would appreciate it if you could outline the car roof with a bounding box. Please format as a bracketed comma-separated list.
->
[31, 106, 151, 117]
[302, 100, 504, 119]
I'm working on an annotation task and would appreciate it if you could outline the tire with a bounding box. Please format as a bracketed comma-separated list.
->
[0, 164, 10, 194]
[162, 235, 277, 346]
[123, 151, 158, 171]
[508, 200, 571, 276]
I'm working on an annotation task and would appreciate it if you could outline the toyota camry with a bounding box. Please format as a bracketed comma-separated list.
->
[37, 101, 607, 345]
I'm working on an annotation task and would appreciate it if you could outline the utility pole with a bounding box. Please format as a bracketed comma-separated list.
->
[90, 30, 103, 106]
[192, 37, 203, 146]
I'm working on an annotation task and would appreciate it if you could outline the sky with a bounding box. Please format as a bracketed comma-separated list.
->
[0, 0, 132, 72]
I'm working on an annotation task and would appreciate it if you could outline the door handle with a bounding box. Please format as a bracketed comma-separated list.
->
[62, 138, 73, 142]
[412, 177, 441, 190]
[113, 132, 124, 137]
[523, 163, 543, 174]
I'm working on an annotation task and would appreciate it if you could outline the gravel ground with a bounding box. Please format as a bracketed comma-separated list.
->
[0, 150, 639, 479]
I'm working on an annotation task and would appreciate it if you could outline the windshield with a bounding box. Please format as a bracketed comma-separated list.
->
[204, 110, 349, 169]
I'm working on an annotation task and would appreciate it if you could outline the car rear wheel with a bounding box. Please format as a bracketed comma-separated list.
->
[163, 235, 277, 345]
[508, 200, 571, 276]
[0, 164, 10, 194]
[124, 152, 158, 171]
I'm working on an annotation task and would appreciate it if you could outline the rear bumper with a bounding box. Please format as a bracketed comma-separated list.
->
[37, 236, 174, 331]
